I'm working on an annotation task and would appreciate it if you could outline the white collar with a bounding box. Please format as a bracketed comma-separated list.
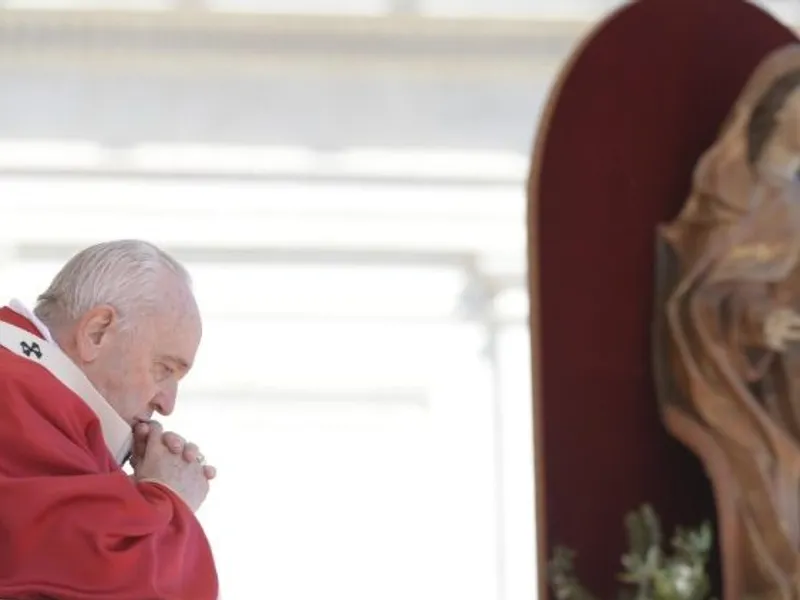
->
[8, 298, 55, 343]
[5, 299, 132, 465]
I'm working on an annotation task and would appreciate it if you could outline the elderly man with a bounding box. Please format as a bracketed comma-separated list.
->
[0, 240, 219, 599]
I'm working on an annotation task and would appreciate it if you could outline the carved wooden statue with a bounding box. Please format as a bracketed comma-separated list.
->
[656, 44, 800, 600]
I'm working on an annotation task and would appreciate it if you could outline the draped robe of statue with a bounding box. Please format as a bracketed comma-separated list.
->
[0, 300, 219, 600]
[658, 45, 800, 598]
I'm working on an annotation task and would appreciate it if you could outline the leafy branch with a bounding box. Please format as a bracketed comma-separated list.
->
[548, 504, 714, 600]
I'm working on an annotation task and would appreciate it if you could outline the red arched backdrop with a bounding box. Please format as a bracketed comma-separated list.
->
[528, 0, 797, 598]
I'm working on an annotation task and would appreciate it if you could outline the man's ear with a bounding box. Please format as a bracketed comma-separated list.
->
[75, 305, 118, 362]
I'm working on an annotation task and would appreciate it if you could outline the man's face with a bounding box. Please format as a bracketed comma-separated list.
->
[74, 282, 202, 426]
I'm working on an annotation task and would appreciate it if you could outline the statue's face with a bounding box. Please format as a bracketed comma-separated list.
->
[756, 87, 800, 184]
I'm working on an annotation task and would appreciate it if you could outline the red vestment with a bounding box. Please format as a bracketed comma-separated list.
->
[0, 306, 219, 599]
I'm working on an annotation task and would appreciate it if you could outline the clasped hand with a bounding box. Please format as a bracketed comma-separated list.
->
[130, 421, 216, 512]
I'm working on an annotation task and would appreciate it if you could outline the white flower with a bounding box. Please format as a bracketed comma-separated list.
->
[670, 564, 695, 598]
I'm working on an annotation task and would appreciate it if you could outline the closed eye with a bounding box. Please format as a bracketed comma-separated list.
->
[155, 363, 175, 380]
[156, 354, 191, 379]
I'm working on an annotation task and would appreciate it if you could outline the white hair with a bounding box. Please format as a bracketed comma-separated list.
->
[34, 239, 192, 331]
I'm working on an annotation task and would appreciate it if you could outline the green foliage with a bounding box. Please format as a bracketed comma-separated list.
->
[548, 504, 714, 600]
[548, 546, 600, 600]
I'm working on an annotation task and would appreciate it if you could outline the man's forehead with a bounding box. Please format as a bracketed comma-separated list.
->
[152, 294, 202, 333]
[150, 318, 201, 369]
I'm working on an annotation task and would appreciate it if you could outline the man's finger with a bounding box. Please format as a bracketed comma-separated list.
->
[203, 465, 217, 480]
[162, 432, 185, 454]
[131, 423, 152, 462]
[144, 421, 165, 452]
[182, 442, 201, 463]
[132, 441, 146, 462]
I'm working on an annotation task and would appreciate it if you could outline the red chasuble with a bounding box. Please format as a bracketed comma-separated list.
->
[0, 306, 219, 600]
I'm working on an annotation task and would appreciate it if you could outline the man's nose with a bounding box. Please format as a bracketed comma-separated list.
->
[153, 384, 177, 416]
